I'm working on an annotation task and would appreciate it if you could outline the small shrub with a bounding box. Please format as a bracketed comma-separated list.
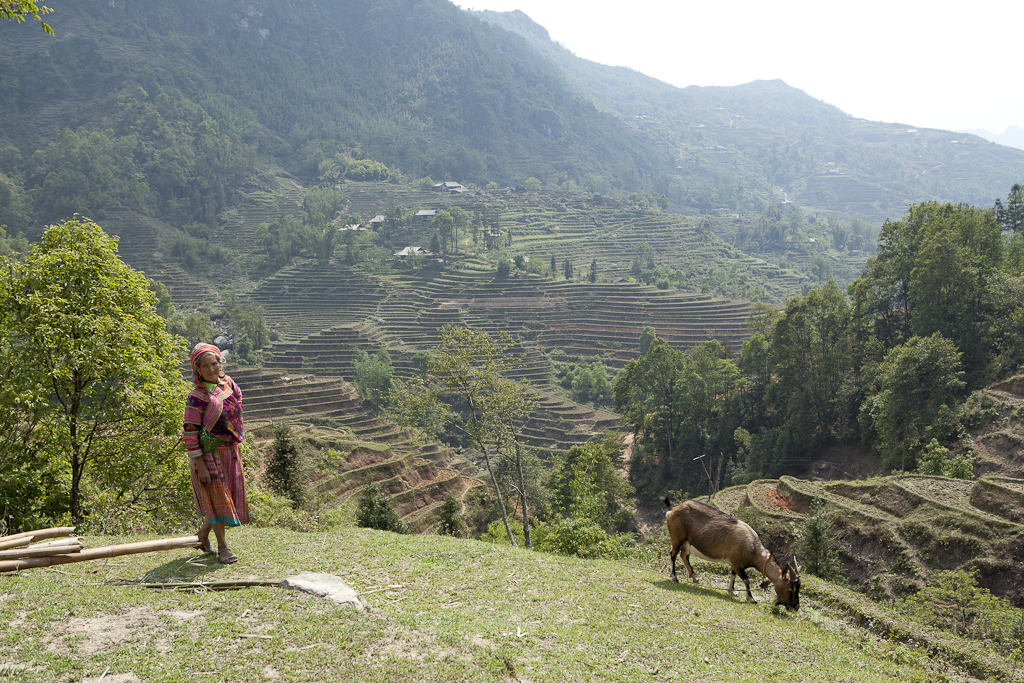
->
[917, 438, 974, 479]
[532, 516, 631, 559]
[436, 493, 467, 537]
[356, 481, 406, 533]
[266, 423, 303, 506]
[797, 502, 845, 581]
[481, 517, 525, 546]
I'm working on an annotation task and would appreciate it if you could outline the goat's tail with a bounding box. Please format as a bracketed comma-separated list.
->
[664, 497, 673, 509]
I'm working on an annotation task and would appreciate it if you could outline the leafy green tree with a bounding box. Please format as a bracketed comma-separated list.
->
[523, 177, 542, 190]
[614, 338, 686, 465]
[616, 338, 745, 497]
[549, 254, 557, 278]
[589, 258, 597, 283]
[390, 324, 534, 546]
[352, 348, 394, 407]
[496, 254, 511, 278]
[851, 201, 1002, 385]
[148, 279, 173, 318]
[436, 493, 467, 537]
[864, 334, 965, 471]
[303, 185, 343, 226]
[432, 210, 455, 256]
[900, 569, 1017, 639]
[183, 312, 214, 348]
[0, 217, 187, 523]
[916, 438, 973, 479]
[547, 435, 634, 532]
[256, 216, 304, 270]
[232, 305, 270, 350]
[449, 206, 469, 255]
[0, 172, 30, 236]
[266, 423, 302, 507]
[638, 326, 656, 356]
[797, 502, 844, 581]
[356, 481, 406, 533]
[769, 281, 855, 442]
[563, 258, 573, 280]
[996, 183, 1024, 235]
[1, 0, 53, 33]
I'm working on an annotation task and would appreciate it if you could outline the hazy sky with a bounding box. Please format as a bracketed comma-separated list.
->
[459, 0, 1022, 135]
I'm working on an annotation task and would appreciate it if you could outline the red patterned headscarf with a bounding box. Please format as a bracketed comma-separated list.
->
[190, 343, 224, 388]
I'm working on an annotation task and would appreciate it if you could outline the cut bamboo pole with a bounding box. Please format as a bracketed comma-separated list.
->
[0, 536, 31, 551]
[0, 543, 83, 561]
[135, 580, 282, 590]
[26, 538, 83, 549]
[0, 526, 76, 545]
[0, 536, 201, 573]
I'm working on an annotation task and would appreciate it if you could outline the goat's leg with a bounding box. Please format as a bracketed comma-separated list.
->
[738, 569, 756, 603]
[681, 552, 698, 583]
[669, 542, 682, 582]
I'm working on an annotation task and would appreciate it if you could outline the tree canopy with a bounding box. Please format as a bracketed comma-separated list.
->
[0, 0, 53, 33]
[0, 217, 187, 528]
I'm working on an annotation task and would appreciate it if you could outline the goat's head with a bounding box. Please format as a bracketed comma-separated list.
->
[760, 556, 801, 610]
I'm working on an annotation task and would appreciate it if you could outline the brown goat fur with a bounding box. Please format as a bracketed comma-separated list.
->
[664, 498, 800, 609]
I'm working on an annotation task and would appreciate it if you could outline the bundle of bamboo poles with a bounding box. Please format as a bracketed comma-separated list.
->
[0, 526, 201, 573]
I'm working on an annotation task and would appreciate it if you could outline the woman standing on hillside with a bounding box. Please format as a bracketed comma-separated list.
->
[184, 343, 249, 564]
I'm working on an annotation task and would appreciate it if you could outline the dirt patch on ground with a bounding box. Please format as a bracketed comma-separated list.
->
[764, 487, 795, 511]
[45, 606, 206, 656]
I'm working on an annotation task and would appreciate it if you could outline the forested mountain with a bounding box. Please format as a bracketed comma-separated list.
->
[477, 9, 1024, 220]
[0, 0, 662, 238]
[2, 0, 1023, 243]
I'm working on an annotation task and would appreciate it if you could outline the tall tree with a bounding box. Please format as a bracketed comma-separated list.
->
[390, 325, 534, 546]
[0, 217, 187, 524]
[432, 210, 455, 258]
[449, 206, 469, 255]
[864, 333, 964, 472]
[995, 183, 1024, 235]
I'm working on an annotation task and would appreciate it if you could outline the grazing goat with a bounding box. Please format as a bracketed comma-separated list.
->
[664, 498, 800, 610]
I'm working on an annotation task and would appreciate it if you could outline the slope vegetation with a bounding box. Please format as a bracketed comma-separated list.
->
[1, 526, 1019, 681]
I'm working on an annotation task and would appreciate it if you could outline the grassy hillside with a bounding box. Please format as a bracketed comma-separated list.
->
[1, 525, 1020, 681]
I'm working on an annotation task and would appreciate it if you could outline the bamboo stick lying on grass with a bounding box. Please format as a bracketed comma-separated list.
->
[25, 537, 83, 549]
[0, 536, 32, 552]
[0, 536, 200, 573]
[0, 542, 83, 561]
[133, 580, 282, 591]
[0, 526, 76, 546]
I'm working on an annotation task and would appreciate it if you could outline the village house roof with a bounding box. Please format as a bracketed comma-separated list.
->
[431, 181, 464, 192]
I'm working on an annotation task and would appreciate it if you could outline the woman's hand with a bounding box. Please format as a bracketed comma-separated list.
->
[195, 459, 212, 485]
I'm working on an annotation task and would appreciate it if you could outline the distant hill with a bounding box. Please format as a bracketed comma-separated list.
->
[1, 0, 1022, 239]
[961, 126, 1024, 152]
[475, 9, 1024, 221]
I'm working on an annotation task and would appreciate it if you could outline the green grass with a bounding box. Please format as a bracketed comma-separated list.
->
[1, 527, 1014, 682]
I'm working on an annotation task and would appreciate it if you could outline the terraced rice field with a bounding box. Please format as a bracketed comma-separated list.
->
[707, 474, 1024, 603]
[102, 180, 858, 527]
[230, 366, 481, 530]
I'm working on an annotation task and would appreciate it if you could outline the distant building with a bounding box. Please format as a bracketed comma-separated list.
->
[415, 209, 437, 224]
[394, 246, 426, 258]
[368, 215, 386, 229]
[431, 181, 464, 192]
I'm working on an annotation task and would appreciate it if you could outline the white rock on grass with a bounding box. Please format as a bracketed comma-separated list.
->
[280, 572, 369, 610]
